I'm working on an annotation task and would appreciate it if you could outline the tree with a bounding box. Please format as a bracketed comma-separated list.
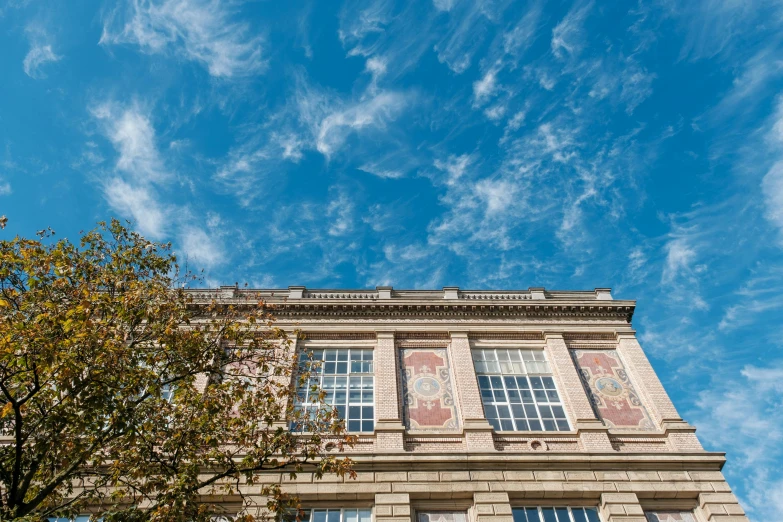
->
[0, 220, 354, 521]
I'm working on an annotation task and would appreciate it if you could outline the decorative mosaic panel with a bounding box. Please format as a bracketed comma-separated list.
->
[401, 348, 459, 430]
[572, 349, 655, 430]
[645, 512, 696, 522]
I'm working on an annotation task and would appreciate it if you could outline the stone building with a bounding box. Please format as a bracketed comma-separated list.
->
[196, 286, 748, 522]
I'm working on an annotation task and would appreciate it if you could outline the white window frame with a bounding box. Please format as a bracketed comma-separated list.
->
[294, 348, 375, 433]
[512, 506, 601, 522]
[304, 508, 373, 522]
[473, 348, 570, 432]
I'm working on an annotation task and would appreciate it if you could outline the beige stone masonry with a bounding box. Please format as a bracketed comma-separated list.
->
[473, 491, 513, 522]
[375, 331, 405, 451]
[450, 332, 495, 451]
[615, 335, 680, 426]
[615, 334, 702, 452]
[376, 492, 412, 522]
[698, 492, 749, 522]
[600, 492, 645, 522]
[272, 334, 298, 430]
[545, 333, 613, 452]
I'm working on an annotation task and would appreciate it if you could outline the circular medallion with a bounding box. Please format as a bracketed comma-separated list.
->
[595, 376, 624, 397]
[413, 376, 442, 397]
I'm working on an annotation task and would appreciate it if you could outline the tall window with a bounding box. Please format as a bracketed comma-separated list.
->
[294, 348, 374, 433]
[473, 349, 569, 432]
[302, 509, 372, 522]
[513, 507, 600, 522]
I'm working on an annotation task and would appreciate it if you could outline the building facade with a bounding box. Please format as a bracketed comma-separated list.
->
[190, 286, 747, 522]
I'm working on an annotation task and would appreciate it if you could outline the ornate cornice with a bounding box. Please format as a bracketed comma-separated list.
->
[185, 287, 635, 323]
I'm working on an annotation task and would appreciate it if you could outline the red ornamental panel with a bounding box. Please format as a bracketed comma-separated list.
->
[400, 348, 460, 430]
[572, 349, 655, 431]
[645, 512, 696, 522]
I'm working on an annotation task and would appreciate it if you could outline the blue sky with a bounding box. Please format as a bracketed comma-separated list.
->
[1, 0, 783, 517]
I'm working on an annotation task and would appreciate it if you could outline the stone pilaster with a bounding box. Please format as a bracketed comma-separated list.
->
[375, 493, 411, 522]
[698, 492, 750, 521]
[473, 492, 513, 522]
[449, 332, 495, 452]
[272, 333, 298, 430]
[545, 332, 613, 452]
[599, 493, 645, 522]
[616, 333, 702, 450]
[374, 331, 404, 452]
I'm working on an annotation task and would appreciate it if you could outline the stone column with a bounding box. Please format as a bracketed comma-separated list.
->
[473, 492, 513, 522]
[375, 493, 411, 522]
[544, 332, 613, 452]
[599, 493, 645, 522]
[698, 492, 750, 521]
[616, 333, 702, 450]
[374, 331, 405, 452]
[449, 332, 495, 451]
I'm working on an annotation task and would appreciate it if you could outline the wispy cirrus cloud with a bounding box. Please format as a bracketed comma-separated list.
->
[22, 23, 61, 79]
[89, 100, 225, 268]
[692, 362, 783, 519]
[90, 101, 171, 238]
[100, 0, 265, 78]
[551, 1, 592, 59]
[23, 44, 60, 78]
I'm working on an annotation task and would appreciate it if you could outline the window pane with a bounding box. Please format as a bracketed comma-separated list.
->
[555, 508, 570, 522]
[541, 508, 558, 522]
[585, 509, 600, 522]
[571, 509, 588, 522]
[292, 349, 375, 432]
[473, 348, 568, 432]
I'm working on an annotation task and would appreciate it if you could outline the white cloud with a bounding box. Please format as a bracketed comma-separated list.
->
[551, 1, 592, 59]
[432, 0, 454, 12]
[433, 1, 493, 74]
[674, 0, 783, 61]
[23, 44, 61, 79]
[327, 191, 354, 237]
[484, 104, 506, 121]
[0, 181, 11, 195]
[692, 362, 783, 519]
[179, 226, 225, 268]
[91, 102, 169, 184]
[502, 4, 542, 58]
[100, 0, 264, 78]
[274, 132, 305, 162]
[309, 91, 409, 158]
[475, 178, 514, 215]
[628, 246, 647, 275]
[103, 178, 167, 238]
[365, 56, 387, 84]
[473, 69, 497, 106]
[434, 154, 473, 186]
[358, 151, 415, 179]
[718, 265, 783, 330]
[662, 237, 697, 284]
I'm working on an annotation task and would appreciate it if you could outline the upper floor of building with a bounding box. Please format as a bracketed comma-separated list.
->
[186, 286, 703, 458]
